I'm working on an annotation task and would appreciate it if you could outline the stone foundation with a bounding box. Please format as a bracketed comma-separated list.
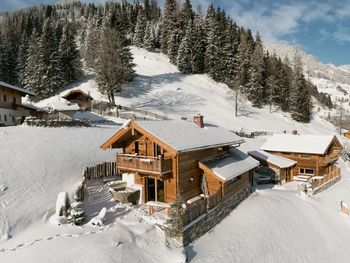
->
[182, 184, 252, 246]
[313, 175, 341, 195]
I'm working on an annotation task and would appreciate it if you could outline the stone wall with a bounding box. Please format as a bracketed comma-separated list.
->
[182, 184, 252, 246]
[313, 175, 341, 195]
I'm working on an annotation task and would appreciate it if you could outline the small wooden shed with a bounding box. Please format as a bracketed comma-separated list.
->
[62, 89, 93, 110]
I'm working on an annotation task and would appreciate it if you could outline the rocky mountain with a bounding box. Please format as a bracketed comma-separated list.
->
[265, 43, 350, 85]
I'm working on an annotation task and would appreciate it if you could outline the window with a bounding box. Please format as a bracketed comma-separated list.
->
[228, 175, 242, 185]
[4, 114, 7, 122]
[299, 168, 314, 175]
[12, 116, 15, 123]
[13, 97, 16, 104]
[300, 154, 310, 159]
[3, 94, 6, 102]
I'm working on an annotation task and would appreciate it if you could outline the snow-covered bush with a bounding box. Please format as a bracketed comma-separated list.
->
[56, 192, 71, 217]
[165, 195, 186, 239]
[68, 202, 85, 226]
[89, 207, 107, 227]
[74, 178, 86, 202]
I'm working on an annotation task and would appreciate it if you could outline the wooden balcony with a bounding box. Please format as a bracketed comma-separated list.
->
[320, 152, 340, 165]
[0, 102, 16, 110]
[116, 153, 172, 177]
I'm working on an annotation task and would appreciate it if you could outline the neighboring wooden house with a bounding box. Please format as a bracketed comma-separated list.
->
[343, 131, 350, 139]
[249, 134, 341, 185]
[0, 81, 37, 126]
[101, 116, 259, 217]
[62, 89, 93, 110]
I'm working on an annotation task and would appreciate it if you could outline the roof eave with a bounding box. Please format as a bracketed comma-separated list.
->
[177, 140, 245, 153]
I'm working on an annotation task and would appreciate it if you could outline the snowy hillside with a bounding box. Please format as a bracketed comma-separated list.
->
[3, 47, 350, 263]
[265, 42, 350, 117]
[265, 43, 350, 85]
[33, 47, 338, 135]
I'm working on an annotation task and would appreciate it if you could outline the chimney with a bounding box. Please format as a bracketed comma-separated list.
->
[193, 114, 204, 128]
[292, 130, 298, 135]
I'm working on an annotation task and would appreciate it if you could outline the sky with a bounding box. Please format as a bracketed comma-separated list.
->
[0, 0, 349, 66]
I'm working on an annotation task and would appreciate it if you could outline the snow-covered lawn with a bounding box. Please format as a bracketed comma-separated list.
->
[4, 47, 350, 262]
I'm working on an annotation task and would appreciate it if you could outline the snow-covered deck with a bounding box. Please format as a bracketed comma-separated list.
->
[248, 149, 297, 168]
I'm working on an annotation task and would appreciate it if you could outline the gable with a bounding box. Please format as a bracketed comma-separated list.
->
[100, 121, 177, 154]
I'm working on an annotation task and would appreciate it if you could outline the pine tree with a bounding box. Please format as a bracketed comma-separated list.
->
[143, 22, 155, 51]
[84, 19, 101, 69]
[290, 51, 311, 122]
[191, 16, 206, 74]
[24, 30, 42, 99]
[59, 22, 83, 85]
[38, 18, 64, 97]
[17, 33, 29, 86]
[167, 29, 182, 64]
[0, 25, 19, 84]
[178, 0, 194, 30]
[95, 22, 135, 106]
[177, 21, 193, 74]
[160, 0, 178, 54]
[133, 9, 147, 47]
[248, 32, 265, 107]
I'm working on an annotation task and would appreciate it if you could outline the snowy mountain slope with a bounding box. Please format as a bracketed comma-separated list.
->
[265, 43, 350, 85]
[34, 47, 338, 135]
[265, 43, 350, 118]
[5, 46, 350, 262]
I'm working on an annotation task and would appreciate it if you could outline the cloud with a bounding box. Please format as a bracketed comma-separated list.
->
[224, 0, 350, 44]
[334, 25, 350, 43]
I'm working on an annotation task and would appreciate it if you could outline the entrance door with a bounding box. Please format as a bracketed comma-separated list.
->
[147, 177, 156, 201]
[145, 178, 165, 202]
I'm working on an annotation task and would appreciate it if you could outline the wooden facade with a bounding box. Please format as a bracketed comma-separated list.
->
[0, 81, 36, 126]
[101, 120, 257, 211]
[62, 89, 93, 109]
[261, 136, 342, 183]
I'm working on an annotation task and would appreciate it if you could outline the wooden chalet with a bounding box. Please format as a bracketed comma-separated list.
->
[62, 89, 93, 110]
[101, 116, 259, 217]
[249, 134, 342, 185]
[0, 81, 38, 126]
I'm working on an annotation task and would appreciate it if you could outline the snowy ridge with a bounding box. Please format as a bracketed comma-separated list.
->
[265, 43, 350, 85]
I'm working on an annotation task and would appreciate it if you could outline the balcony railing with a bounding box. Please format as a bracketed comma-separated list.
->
[116, 153, 172, 176]
[0, 102, 16, 110]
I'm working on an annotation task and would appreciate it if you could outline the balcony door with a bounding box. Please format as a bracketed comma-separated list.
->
[145, 177, 165, 202]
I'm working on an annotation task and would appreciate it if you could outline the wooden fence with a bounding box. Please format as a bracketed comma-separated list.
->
[83, 162, 118, 181]
[183, 192, 224, 225]
[92, 105, 170, 121]
[184, 197, 207, 225]
[312, 167, 341, 189]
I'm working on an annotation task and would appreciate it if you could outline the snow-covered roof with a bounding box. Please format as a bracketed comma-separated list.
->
[200, 148, 259, 182]
[248, 150, 297, 168]
[62, 89, 93, 100]
[45, 101, 80, 111]
[260, 134, 337, 155]
[135, 120, 244, 152]
[0, 81, 35, 96]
